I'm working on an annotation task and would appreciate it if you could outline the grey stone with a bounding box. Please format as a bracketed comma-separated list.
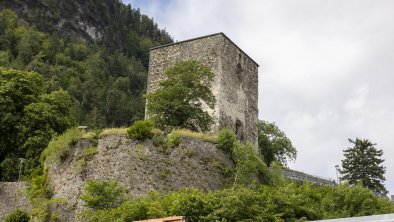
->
[0, 182, 31, 221]
[146, 33, 259, 150]
[47, 134, 234, 221]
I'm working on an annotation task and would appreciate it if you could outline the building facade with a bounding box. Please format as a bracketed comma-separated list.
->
[146, 33, 259, 149]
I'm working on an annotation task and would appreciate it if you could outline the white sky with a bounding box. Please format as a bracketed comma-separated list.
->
[124, 0, 394, 195]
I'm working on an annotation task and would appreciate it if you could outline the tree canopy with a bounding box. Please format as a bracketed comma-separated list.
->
[258, 120, 297, 166]
[340, 138, 388, 196]
[0, 8, 171, 129]
[145, 60, 216, 132]
[0, 67, 75, 181]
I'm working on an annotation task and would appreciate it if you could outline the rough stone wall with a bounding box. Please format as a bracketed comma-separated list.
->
[47, 134, 233, 221]
[146, 34, 223, 133]
[218, 37, 259, 148]
[146, 33, 259, 149]
[0, 182, 31, 220]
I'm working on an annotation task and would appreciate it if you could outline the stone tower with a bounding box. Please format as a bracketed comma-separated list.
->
[146, 33, 259, 149]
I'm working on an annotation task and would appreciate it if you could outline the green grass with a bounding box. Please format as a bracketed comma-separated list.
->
[81, 131, 96, 139]
[100, 128, 128, 136]
[173, 129, 217, 142]
[40, 128, 83, 165]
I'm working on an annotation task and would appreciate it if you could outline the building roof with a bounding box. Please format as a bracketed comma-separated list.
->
[150, 32, 259, 67]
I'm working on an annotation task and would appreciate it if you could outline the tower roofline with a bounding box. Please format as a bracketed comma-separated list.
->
[149, 32, 259, 67]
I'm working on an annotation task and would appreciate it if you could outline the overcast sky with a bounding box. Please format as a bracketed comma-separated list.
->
[123, 0, 394, 195]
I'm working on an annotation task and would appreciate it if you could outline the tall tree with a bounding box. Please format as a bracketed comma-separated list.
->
[258, 120, 297, 166]
[0, 68, 75, 180]
[340, 138, 388, 196]
[145, 60, 216, 132]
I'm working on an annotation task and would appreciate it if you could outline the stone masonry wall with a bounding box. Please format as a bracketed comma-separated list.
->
[146, 34, 223, 133]
[47, 134, 234, 221]
[219, 37, 259, 148]
[0, 182, 31, 221]
[146, 33, 259, 149]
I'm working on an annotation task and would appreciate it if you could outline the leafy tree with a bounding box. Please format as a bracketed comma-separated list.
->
[145, 60, 216, 132]
[258, 120, 297, 166]
[0, 8, 170, 129]
[340, 138, 388, 196]
[0, 67, 75, 180]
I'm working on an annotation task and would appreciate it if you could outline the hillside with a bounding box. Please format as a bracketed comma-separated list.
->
[0, 0, 172, 54]
[0, 0, 173, 181]
[0, 0, 172, 128]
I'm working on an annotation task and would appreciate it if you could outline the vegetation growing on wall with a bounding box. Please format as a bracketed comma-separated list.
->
[40, 128, 83, 165]
[4, 208, 30, 222]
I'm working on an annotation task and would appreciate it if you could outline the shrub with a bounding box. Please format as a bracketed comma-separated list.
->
[152, 133, 166, 147]
[166, 131, 180, 148]
[216, 128, 236, 152]
[4, 209, 30, 222]
[127, 120, 154, 140]
[0, 156, 19, 181]
[81, 180, 126, 210]
[232, 142, 266, 186]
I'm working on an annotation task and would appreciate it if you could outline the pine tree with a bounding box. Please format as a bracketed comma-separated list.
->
[340, 138, 388, 196]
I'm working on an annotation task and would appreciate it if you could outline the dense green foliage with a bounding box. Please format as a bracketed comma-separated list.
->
[0, 0, 172, 65]
[4, 208, 30, 222]
[340, 138, 388, 196]
[258, 120, 297, 166]
[145, 60, 216, 132]
[0, 8, 167, 129]
[217, 128, 266, 186]
[28, 168, 65, 222]
[216, 128, 237, 152]
[0, 67, 75, 181]
[81, 180, 126, 210]
[127, 119, 154, 140]
[81, 181, 394, 222]
[232, 141, 266, 186]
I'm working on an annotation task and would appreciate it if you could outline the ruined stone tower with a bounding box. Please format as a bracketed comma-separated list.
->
[146, 33, 259, 149]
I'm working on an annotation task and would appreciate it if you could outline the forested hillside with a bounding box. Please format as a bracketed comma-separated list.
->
[0, 0, 172, 181]
[0, 0, 172, 127]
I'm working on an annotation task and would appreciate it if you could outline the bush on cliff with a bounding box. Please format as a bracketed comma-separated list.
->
[216, 128, 237, 152]
[81, 180, 126, 210]
[4, 209, 30, 222]
[127, 120, 154, 140]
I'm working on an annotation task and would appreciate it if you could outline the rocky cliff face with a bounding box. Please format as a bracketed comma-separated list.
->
[47, 134, 233, 221]
[0, 182, 31, 220]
